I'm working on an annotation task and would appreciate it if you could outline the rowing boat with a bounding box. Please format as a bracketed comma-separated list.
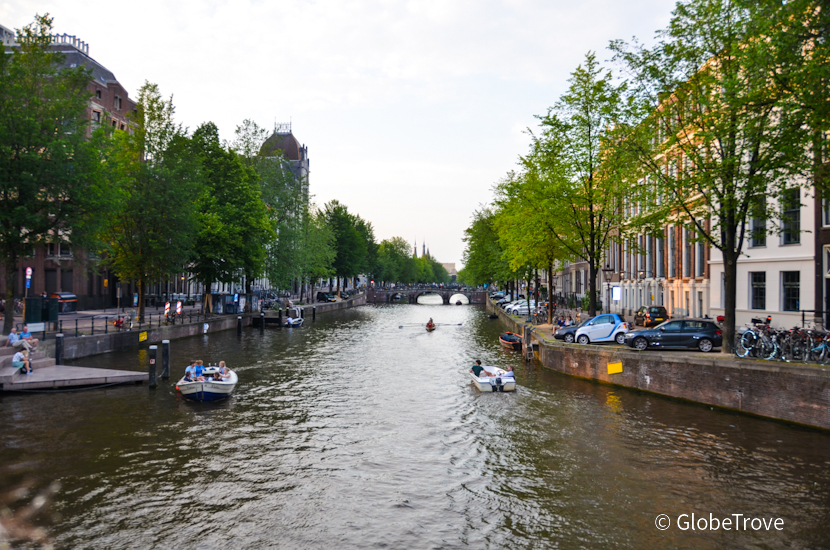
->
[499, 332, 522, 350]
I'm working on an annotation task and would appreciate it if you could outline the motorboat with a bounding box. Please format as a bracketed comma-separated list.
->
[470, 367, 516, 392]
[455, 300, 462, 305]
[285, 317, 304, 327]
[177, 366, 238, 402]
[499, 332, 522, 350]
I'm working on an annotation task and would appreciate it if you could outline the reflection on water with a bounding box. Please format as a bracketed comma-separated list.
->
[1, 303, 830, 549]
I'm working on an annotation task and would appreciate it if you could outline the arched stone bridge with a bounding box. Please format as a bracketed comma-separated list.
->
[366, 289, 486, 305]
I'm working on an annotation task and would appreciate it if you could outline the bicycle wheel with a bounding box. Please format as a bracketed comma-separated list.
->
[818, 344, 830, 365]
[758, 336, 778, 361]
[735, 331, 755, 358]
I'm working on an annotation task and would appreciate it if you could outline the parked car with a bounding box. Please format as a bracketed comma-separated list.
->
[574, 314, 629, 345]
[624, 319, 723, 352]
[554, 316, 594, 344]
[316, 292, 336, 303]
[634, 306, 669, 327]
[507, 301, 536, 316]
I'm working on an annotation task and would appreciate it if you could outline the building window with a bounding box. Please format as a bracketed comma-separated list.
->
[656, 237, 665, 278]
[751, 216, 766, 247]
[782, 271, 800, 311]
[95, 89, 101, 99]
[750, 272, 766, 310]
[668, 227, 676, 278]
[823, 198, 830, 227]
[114, 96, 122, 110]
[781, 188, 800, 245]
[683, 228, 692, 278]
[696, 238, 705, 277]
[92, 110, 101, 123]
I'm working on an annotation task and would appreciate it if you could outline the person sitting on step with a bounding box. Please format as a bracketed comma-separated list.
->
[12, 349, 31, 374]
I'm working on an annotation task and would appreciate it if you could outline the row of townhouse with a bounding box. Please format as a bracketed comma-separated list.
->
[545, 184, 823, 329]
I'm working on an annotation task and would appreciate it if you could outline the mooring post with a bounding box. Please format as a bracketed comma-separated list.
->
[149, 345, 158, 389]
[161, 340, 170, 380]
[260, 311, 265, 333]
[55, 333, 64, 365]
[75, 319, 78, 337]
[91, 318, 94, 335]
[278, 309, 282, 327]
[237, 315, 242, 335]
[312, 306, 316, 321]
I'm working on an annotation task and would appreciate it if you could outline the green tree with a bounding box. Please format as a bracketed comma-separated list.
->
[376, 237, 412, 283]
[298, 204, 335, 299]
[324, 200, 366, 290]
[461, 207, 513, 287]
[101, 82, 200, 321]
[611, 0, 812, 351]
[520, 52, 628, 316]
[190, 122, 272, 309]
[0, 15, 113, 334]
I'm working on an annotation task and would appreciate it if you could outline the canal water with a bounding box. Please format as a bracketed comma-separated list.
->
[2, 300, 830, 549]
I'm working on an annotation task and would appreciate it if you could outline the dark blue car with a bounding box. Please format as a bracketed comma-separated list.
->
[624, 319, 723, 352]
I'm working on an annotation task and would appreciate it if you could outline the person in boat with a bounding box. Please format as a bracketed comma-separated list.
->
[427, 318, 435, 329]
[219, 361, 231, 381]
[286, 315, 294, 326]
[194, 360, 205, 381]
[471, 360, 494, 378]
[502, 366, 515, 378]
[184, 360, 197, 378]
[182, 370, 194, 383]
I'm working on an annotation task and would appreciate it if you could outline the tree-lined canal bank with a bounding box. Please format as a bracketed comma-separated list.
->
[2, 304, 829, 549]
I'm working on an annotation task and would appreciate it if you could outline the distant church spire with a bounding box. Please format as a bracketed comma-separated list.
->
[414, 239, 417, 258]
[422, 243, 426, 258]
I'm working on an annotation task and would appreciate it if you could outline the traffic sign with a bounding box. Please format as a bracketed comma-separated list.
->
[176, 301, 182, 314]
[164, 302, 170, 315]
[25, 267, 32, 279]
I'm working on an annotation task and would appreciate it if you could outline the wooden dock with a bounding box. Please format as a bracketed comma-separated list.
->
[0, 345, 147, 391]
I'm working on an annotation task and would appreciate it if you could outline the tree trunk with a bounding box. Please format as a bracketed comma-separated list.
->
[588, 262, 598, 317]
[3, 253, 18, 335]
[547, 261, 554, 325]
[138, 278, 145, 323]
[722, 248, 738, 354]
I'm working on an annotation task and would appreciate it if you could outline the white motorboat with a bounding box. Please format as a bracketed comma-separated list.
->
[470, 367, 516, 392]
[285, 317, 304, 327]
[176, 366, 238, 402]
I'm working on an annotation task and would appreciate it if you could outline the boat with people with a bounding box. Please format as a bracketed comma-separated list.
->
[470, 366, 516, 392]
[176, 363, 238, 402]
[285, 317, 304, 327]
[499, 332, 522, 350]
[426, 318, 436, 332]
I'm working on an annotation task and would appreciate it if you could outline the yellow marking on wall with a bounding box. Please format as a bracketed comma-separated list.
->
[607, 361, 623, 375]
[139, 331, 148, 343]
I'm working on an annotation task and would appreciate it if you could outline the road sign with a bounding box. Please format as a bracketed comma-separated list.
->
[25, 267, 32, 279]
[234, 293, 239, 303]
[26, 279, 31, 289]
[176, 301, 182, 314]
[133, 293, 138, 306]
[164, 302, 170, 315]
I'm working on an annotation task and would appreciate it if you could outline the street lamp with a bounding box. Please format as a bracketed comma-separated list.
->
[602, 265, 614, 314]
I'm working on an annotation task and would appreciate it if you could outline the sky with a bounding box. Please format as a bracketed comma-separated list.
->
[4, 0, 675, 268]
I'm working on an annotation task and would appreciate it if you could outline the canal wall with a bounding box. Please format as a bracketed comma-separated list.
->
[489, 300, 830, 431]
[45, 294, 367, 361]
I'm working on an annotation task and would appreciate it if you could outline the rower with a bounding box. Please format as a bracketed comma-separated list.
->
[427, 317, 435, 329]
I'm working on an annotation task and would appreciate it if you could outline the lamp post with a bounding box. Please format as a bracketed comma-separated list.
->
[602, 265, 614, 314]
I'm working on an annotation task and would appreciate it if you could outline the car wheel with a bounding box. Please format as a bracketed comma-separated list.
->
[698, 338, 713, 352]
[615, 332, 626, 345]
[577, 335, 590, 345]
[633, 337, 648, 351]
[564, 333, 574, 344]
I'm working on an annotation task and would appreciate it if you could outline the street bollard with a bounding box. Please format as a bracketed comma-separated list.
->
[55, 333, 64, 365]
[149, 345, 158, 389]
[313, 306, 316, 321]
[278, 310, 282, 327]
[59, 320, 62, 334]
[91, 318, 94, 335]
[75, 319, 78, 337]
[105, 317, 108, 334]
[260, 311, 265, 333]
[237, 316, 243, 335]
[161, 340, 170, 380]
